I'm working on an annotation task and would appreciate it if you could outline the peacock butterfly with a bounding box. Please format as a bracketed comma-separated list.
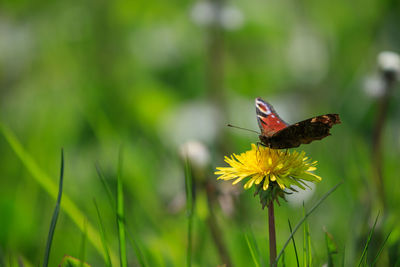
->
[256, 97, 341, 149]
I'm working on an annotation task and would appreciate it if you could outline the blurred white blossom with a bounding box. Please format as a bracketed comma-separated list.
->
[0, 19, 34, 76]
[286, 27, 329, 84]
[191, 1, 244, 30]
[219, 5, 244, 30]
[190, 1, 216, 27]
[130, 25, 191, 68]
[363, 75, 386, 98]
[179, 140, 210, 169]
[218, 183, 240, 216]
[161, 101, 222, 148]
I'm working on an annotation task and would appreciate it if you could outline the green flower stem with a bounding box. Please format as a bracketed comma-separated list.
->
[372, 69, 397, 210]
[268, 201, 277, 266]
[184, 158, 193, 267]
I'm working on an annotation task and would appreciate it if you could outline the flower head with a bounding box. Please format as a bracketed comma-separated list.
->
[215, 144, 321, 207]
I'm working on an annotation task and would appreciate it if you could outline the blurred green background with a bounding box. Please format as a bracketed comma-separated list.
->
[1, 0, 400, 266]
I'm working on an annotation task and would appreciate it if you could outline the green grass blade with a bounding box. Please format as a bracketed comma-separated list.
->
[307, 225, 312, 266]
[59, 255, 90, 267]
[126, 228, 148, 267]
[324, 228, 338, 267]
[0, 250, 4, 267]
[342, 246, 346, 267]
[93, 200, 112, 267]
[96, 163, 147, 267]
[302, 204, 312, 267]
[394, 256, 400, 266]
[371, 230, 391, 266]
[275, 181, 343, 265]
[95, 163, 115, 208]
[302, 205, 307, 267]
[79, 220, 87, 267]
[116, 148, 127, 267]
[43, 149, 64, 267]
[244, 229, 261, 267]
[184, 157, 193, 267]
[288, 220, 299, 267]
[0, 122, 118, 265]
[357, 212, 380, 267]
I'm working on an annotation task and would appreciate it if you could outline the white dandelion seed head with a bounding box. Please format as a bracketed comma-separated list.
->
[378, 51, 400, 77]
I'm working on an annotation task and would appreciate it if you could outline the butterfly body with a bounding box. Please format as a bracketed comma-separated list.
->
[256, 98, 341, 149]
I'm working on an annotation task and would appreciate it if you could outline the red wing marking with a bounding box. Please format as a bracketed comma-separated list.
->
[255, 97, 288, 136]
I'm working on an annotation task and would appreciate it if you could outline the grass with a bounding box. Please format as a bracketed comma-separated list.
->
[96, 153, 148, 267]
[0, 122, 119, 265]
[357, 213, 380, 267]
[42, 149, 64, 267]
[116, 148, 128, 267]
[244, 228, 262, 267]
[275, 181, 343, 265]
[324, 227, 338, 267]
[2, 119, 395, 266]
[371, 230, 392, 266]
[288, 220, 300, 267]
[79, 219, 88, 267]
[184, 157, 194, 267]
[303, 204, 312, 267]
[93, 200, 112, 267]
[2, 0, 400, 264]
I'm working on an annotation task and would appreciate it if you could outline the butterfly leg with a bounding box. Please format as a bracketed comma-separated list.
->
[255, 142, 269, 161]
[256, 141, 266, 149]
[255, 142, 263, 160]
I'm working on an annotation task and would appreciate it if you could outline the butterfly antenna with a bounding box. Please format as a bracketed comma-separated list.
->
[227, 124, 259, 134]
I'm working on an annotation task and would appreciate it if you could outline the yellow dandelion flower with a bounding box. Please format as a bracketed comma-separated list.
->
[215, 144, 321, 206]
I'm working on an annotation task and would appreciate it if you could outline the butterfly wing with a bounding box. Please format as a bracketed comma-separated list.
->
[255, 97, 288, 137]
[262, 114, 341, 149]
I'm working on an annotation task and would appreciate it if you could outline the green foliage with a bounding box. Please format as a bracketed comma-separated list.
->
[275, 182, 343, 265]
[324, 228, 338, 267]
[0, 123, 118, 265]
[184, 158, 194, 267]
[93, 200, 112, 267]
[1, 0, 400, 265]
[116, 149, 128, 267]
[371, 230, 391, 266]
[254, 182, 286, 209]
[59, 255, 91, 267]
[303, 204, 312, 267]
[43, 149, 64, 267]
[357, 213, 380, 267]
[244, 228, 262, 267]
[288, 220, 300, 267]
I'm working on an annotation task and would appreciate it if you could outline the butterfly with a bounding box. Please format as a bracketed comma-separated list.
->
[256, 97, 341, 149]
